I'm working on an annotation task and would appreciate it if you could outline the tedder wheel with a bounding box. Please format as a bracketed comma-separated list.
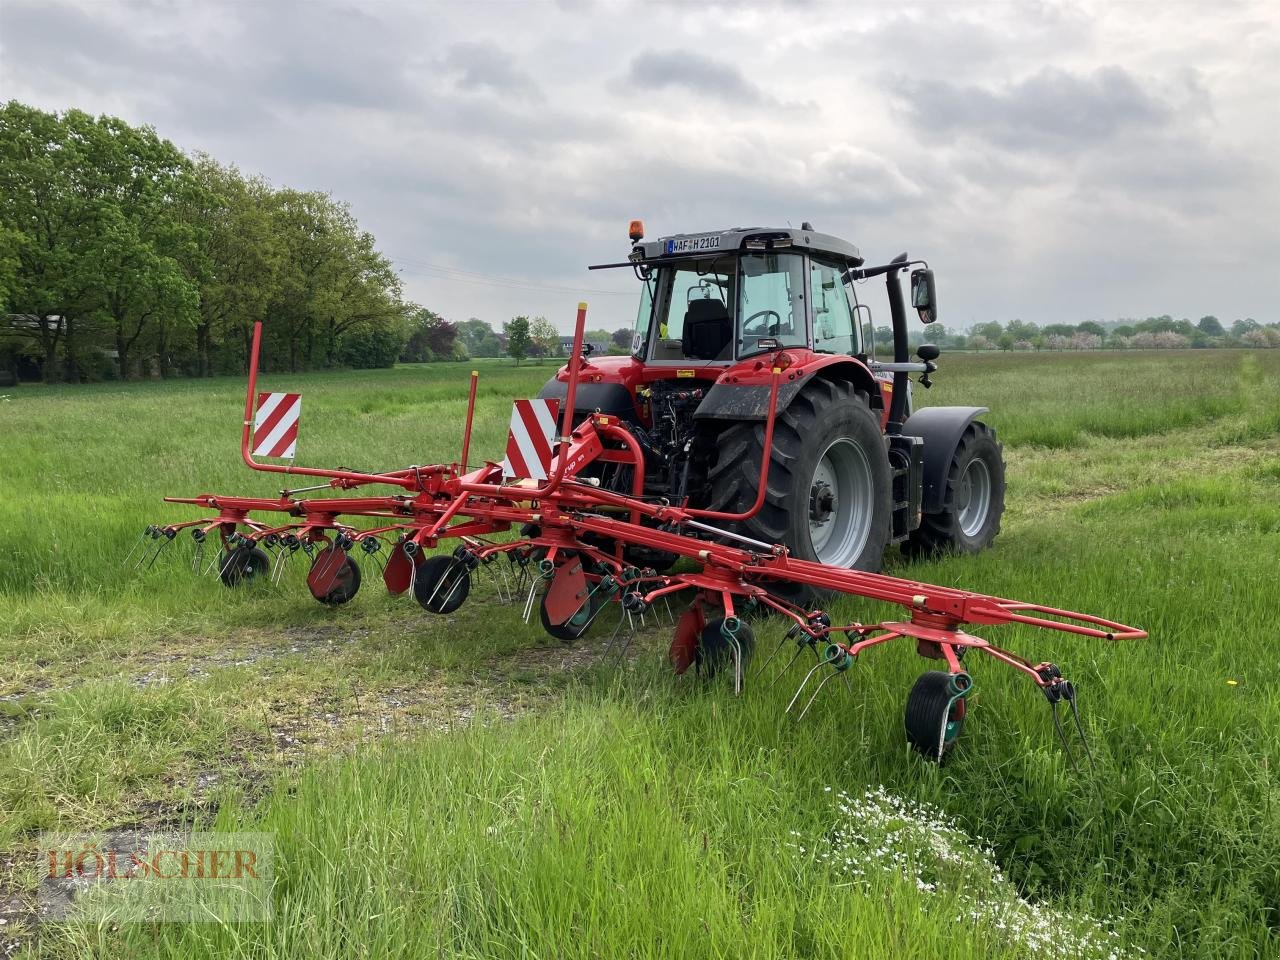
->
[906, 422, 1005, 557]
[706, 378, 892, 605]
[904, 670, 971, 762]
[695, 618, 756, 679]
[412, 555, 471, 614]
[219, 546, 271, 587]
[313, 554, 361, 605]
[538, 591, 601, 642]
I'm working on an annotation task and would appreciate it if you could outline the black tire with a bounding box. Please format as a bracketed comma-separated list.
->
[219, 546, 270, 587]
[314, 554, 361, 605]
[906, 422, 1005, 558]
[413, 555, 471, 614]
[695, 618, 756, 679]
[706, 378, 892, 605]
[904, 670, 970, 762]
[538, 590, 601, 642]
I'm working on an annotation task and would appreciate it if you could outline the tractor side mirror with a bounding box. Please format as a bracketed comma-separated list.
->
[916, 343, 940, 362]
[911, 269, 937, 324]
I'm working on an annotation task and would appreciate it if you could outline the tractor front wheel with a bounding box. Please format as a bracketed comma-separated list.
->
[707, 378, 892, 602]
[906, 422, 1005, 557]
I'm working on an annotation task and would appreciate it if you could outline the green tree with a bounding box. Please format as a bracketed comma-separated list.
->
[528, 317, 560, 358]
[402, 307, 457, 362]
[0, 225, 21, 311]
[1231, 318, 1260, 339]
[1005, 319, 1039, 342]
[1076, 321, 1106, 338]
[187, 158, 281, 376]
[0, 103, 104, 380]
[505, 316, 531, 365]
[1197, 315, 1225, 338]
[970, 321, 1003, 341]
[458, 318, 501, 358]
[84, 114, 205, 379]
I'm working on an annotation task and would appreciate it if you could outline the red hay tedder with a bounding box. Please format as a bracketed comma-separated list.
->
[142, 224, 1145, 762]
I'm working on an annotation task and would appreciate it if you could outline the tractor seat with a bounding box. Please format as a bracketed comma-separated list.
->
[682, 298, 732, 361]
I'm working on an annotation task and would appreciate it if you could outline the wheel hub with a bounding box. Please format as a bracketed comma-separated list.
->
[956, 458, 992, 538]
[809, 480, 836, 524]
[807, 438, 875, 567]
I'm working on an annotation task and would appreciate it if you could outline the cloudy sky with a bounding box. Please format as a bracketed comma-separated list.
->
[2, 0, 1277, 333]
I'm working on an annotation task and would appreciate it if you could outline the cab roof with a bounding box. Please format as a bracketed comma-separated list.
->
[635, 226, 863, 267]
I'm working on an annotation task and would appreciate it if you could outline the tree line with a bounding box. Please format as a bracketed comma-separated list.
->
[904, 315, 1279, 353]
[0, 101, 414, 382]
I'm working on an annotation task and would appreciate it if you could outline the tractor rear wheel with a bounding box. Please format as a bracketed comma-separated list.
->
[707, 378, 892, 604]
[905, 422, 1005, 557]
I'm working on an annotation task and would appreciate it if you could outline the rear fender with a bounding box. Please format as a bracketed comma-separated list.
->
[693, 357, 881, 422]
[900, 406, 989, 513]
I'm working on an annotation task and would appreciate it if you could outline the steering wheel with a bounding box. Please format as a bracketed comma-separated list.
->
[743, 309, 782, 338]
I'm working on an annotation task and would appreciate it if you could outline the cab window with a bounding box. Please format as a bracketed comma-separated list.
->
[738, 253, 806, 356]
[649, 262, 734, 362]
[631, 275, 655, 357]
[810, 255, 857, 355]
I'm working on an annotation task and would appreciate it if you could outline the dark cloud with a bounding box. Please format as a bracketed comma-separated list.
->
[624, 50, 766, 104]
[443, 42, 542, 99]
[895, 66, 1178, 149]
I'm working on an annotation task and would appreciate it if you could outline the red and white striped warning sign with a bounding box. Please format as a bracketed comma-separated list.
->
[252, 392, 301, 459]
[501, 398, 560, 480]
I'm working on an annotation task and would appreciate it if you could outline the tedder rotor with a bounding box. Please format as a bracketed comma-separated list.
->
[142, 226, 1145, 763]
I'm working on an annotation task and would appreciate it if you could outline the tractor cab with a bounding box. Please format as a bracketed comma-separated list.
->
[622, 226, 867, 365]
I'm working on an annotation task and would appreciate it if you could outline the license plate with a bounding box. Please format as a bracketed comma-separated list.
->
[665, 234, 721, 255]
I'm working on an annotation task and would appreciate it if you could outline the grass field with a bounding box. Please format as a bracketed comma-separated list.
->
[2, 349, 1279, 958]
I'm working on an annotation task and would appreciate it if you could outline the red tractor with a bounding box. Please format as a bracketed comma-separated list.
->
[538, 222, 1006, 597]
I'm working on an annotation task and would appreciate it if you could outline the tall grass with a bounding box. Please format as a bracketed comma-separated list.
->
[5, 349, 1280, 958]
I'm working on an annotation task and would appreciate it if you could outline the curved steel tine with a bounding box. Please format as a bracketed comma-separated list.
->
[727, 633, 744, 696]
[144, 534, 175, 569]
[1066, 685, 1098, 775]
[216, 548, 239, 580]
[427, 560, 468, 610]
[190, 539, 205, 574]
[767, 643, 814, 690]
[271, 547, 292, 585]
[123, 529, 152, 568]
[752, 629, 793, 680]
[796, 670, 841, 722]
[598, 605, 634, 663]
[521, 575, 540, 623]
[785, 652, 837, 715]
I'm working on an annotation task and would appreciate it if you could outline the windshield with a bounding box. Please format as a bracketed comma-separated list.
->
[648, 259, 735, 361]
[737, 253, 806, 355]
[636, 251, 810, 362]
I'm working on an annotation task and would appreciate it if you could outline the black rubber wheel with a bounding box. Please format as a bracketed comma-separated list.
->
[538, 589, 602, 642]
[219, 546, 270, 587]
[706, 378, 892, 606]
[413, 555, 471, 614]
[905, 422, 1005, 557]
[695, 618, 756, 679]
[314, 554, 361, 605]
[904, 670, 970, 762]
